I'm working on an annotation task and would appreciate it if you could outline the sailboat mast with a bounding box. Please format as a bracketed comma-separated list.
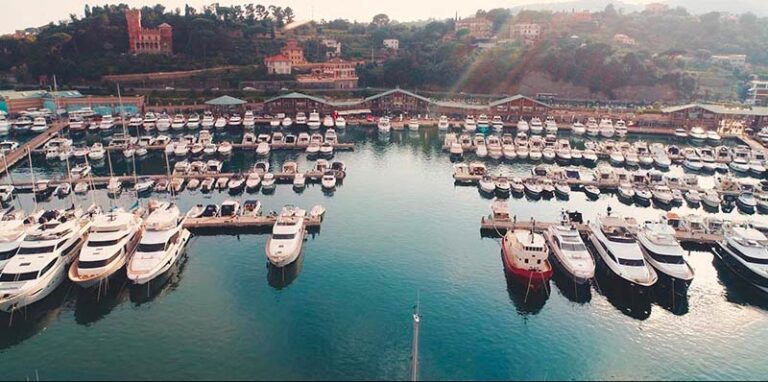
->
[164, 149, 173, 199]
[117, 83, 127, 136]
[411, 293, 421, 382]
[27, 148, 38, 211]
[64, 153, 77, 208]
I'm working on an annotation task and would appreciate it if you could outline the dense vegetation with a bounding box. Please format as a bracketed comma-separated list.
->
[1, 3, 767, 102]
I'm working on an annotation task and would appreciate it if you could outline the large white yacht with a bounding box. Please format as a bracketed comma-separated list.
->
[713, 226, 768, 293]
[127, 203, 190, 285]
[464, 116, 477, 132]
[201, 112, 215, 129]
[68, 209, 143, 289]
[0, 208, 91, 312]
[544, 212, 595, 285]
[171, 114, 186, 130]
[377, 116, 391, 132]
[637, 222, 695, 286]
[588, 211, 658, 288]
[265, 206, 306, 268]
[529, 117, 544, 134]
[99, 115, 115, 131]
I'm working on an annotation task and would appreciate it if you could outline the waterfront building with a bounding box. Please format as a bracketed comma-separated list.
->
[295, 58, 359, 89]
[125, 9, 172, 54]
[0, 90, 144, 115]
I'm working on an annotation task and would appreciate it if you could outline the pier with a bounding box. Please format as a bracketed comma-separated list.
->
[0, 121, 68, 175]
[479, 217, 723, 245]
[183, 213, 322, 233]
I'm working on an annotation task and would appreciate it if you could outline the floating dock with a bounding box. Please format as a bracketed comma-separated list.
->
[0, 121, 68, 175]
[479, 217, 723, 245]
[183, 214, 322, 233]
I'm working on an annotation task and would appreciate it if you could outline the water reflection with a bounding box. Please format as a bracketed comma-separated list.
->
[74, 276, 130, 326]
[267, 252, 304, 290]
[653, 283, 690, 315]
[129, 254, 189, 305]
[551, 270, 592, 304]
[593, 268, 653, 320]
[0, 283, 72, 350]
[711, 256, 768, 310]
[504, 269, 549, 316]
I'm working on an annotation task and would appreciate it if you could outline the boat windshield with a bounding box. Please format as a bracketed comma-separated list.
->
[87, 234, 128, 247]
[17, 245, 55, 255]
[617, 258, 645, 266]
[273, 233, 296, 240]
[138, 242, 166, 253]
[560, 242, 586, 251]
[0, 271, 38, 282]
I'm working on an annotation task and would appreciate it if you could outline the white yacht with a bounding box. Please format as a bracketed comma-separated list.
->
[99, 115, 115, 131]
[307, 111, 321, 130]
[544, 116, 558, 134]
[408, 117, 420, 131]
[529, 117, 543, 134]
[588, 212, 657, 288]
[572, 121, 586, 135]
[68, 209, 143, 289]
[143, 112, 158, 130]
[464, 116, 477, 132]
[615, 119, 627, 138]
[689, 126, 707, 143]
[295, 112, 307, 125]
[586, 118, 599, 136]
[201, 112, 215, 129]
[599, 118, 614, 138]
[476, 114, 490, 130]
[127, 204, 190, 286]
[228, 114, 242, 127]
[0, 208, 91, 312]
[652, 185, 674, 205]
[637, 222, 694, 287]
[438, 116, 450, 130]
[156, 114, 172, 131]
[544, 212, 595, 285]
[187, 113, 201, 129]
[171, 114, 186, 130]
[31, 117, 48, 133]
[516, 119, 529, 133]
[491, 115, 504, 131]
[322, 115, 335, 128]
[265, 206, 306, 267]
[377, 116, 391, 132]
[713, 226, 768, 293]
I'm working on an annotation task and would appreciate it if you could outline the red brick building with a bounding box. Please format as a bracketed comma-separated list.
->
[125, 9, 173, 54]
[280, 40, 306, 65]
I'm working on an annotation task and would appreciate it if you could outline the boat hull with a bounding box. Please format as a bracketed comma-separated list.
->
[501, 236, 552, 289]
[713, 243, 768, 293]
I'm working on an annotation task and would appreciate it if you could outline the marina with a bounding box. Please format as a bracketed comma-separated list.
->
[1, 120, 768, 380]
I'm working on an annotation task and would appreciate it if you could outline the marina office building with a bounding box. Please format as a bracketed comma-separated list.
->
[0, 90, 145, 116]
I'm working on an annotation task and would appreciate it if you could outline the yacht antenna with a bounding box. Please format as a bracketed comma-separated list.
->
[410, 292, 421, 382]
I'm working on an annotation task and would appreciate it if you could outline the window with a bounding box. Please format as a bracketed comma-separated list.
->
[17, 245, 55, 255]
[561, 242, 587, 252]
[0, 248, 17, 261]
[646, 248, 685, 264]
[617, 258, 646, 267]
[77, 250, 122, 269]
[728, 243, 768, 265]
[0, 271, 38, 282]
[87, 234, 128, 248]
[273, 233, 296, 240]
[60, 237, 83, 257]
[39, 258, 57, 277]
[138, 242, 165, 253]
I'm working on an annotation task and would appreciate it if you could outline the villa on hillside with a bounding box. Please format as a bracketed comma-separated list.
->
[125, 9, 172, 54]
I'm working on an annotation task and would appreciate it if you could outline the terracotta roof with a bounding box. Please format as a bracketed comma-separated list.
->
[264, 54, 291, 63]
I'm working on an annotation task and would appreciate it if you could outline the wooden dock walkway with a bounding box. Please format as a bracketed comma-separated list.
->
[479, 217, 723, 245]
[183, 214, 322, 233]
[0, 121, 68, 175]
[32, 141, 355, 155]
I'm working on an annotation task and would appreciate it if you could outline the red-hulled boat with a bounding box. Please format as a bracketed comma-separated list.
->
[502, 229, 553, 289]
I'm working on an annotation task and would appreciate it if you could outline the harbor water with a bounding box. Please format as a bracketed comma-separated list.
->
[1, 127, 768, 380]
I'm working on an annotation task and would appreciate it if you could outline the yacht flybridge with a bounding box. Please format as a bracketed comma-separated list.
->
[0, 208, 91, 312]
[68, 209, 143, 289]
[637, 222, 694, 287]
[265, 206, 306, 268]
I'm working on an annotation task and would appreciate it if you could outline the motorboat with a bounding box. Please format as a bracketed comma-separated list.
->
[707, 130, 722, 143]
[407, 117, 420, 131]
[618, 182, 635, 200]
[242, 200, 262, 216]
[12, 116, 32, 133]
[516, 119, 529, 133]
[228, 114, 243, 127]
[588, 212, 657, 288]
[713, 226, 768, 293]
[582, 149, 598, 166]
[201, 204, 219, 217]
[143, 112, 158, 130]
[501, 229, 552, 289]
[544, 116, 558, 134]
[524, 178, 542, 197]
[486, 135, 503, 160]
[99, 115, 115, 131]
[31, 117, 48, 133]
[495, 176, 511, 197]
[529, 117, 543, 134]
[586, 118, 599, 136]
[335, 116, 346, 129]
[572, 121, 586, 135]
[246, 172, 261, 192]
[438, 115, 450, 130]
[0, 140, 19, 154]
[69, 163, 91, 180]
[464, 116, 477, 132]
[0, 185, 14, 204]
[261, 173, 276, 192]
[228, 175, 246, 194]
[220, 200, 241, 217]
[674, 128, 688, 139]
[214, 117, 228, 129]
[171, 114, 186, 130]
[584, 185, 601, 199]
[476, 114, 490, 130]
[652, 185, 674, 205]
[295, 112, 307, 125]
[186, 178, 200, 191]
[637, 222, 694, 287]
[544, 212, 595, 284]
[307, 111, 321, 130]
[615, 119, 627, 138]
[324, 129, 338, 145]
[478, 175, 495, 194]
[283, 117, 294, 128]
[106, 177, 122, 196]
[684, 190, 702, 206]
[683, 151, 703, 171]
[156, 114, 171, 131]
[134, 178, 155, 194]
[127, 203, 190, 285]
[491, 116, 504, 131]
[321, 171, 337, 189]
[68, 209, 143, 289]
[599, 118, 614, 138]
[200, 177, 215, 193]
[554, 181, 570, 198]
[218, 141, 233, 156]
[377, 116, 391, 132]
[265, 206, 306, 267]
[689, 126, 707, 143]
[702, 189, 721, 209]
[187, 113, 201, 129]
[216, 176, 229, 190]
[738, 191, 757, 212]
[0, 208, 90, 312]
[33, 180, 52, 201]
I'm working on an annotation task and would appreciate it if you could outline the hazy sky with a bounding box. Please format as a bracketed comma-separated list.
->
[0, 0, 655, 34]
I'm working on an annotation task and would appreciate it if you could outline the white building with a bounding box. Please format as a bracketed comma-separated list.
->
[321, 38, 341, 58]
[383, 39, 399, 50]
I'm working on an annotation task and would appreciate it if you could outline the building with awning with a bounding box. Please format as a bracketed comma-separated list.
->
[0, 89, 144, 116]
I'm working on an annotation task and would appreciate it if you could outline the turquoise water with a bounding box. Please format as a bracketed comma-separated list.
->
[1, 127, 768, 380]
